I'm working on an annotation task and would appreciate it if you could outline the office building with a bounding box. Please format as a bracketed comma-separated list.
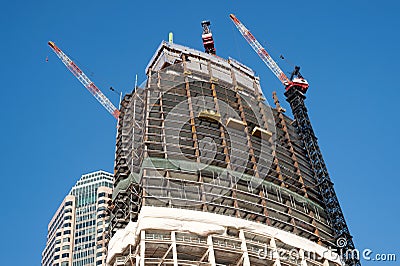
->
[42, 170, 113, 266]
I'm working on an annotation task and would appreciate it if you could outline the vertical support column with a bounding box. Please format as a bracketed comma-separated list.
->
[207, 235, 216, 266]
[208, 61, 232, 171]
[239, 230, 251, 266]
[143, 71, 152, 159]
[171, 231, 178, 266]
[273, 91, 308, 197]
[140, 230, 146, 266]
[270, 238, 281, 266]
[230, 66, 261, 218]
[135, 253, 140, 266]
[269, 97, 286, 188]
[299, 249, 308, 266]
[259, 189, 271, 225]
[182, 54, 200, 162]
[287, 200, 298, 234]
[236, 92, 261, 178]
[253, 80, 275, 225]
[132, 91, 137, 171]
[143, 87, 151, 158]
[141, 169, 146, 206]
[208, 62, 236, 216]
[272, 150, 286, 187]
[228, 67, 241, 218]
[157, 72, 168, 159]
[182, 54, 208, 212]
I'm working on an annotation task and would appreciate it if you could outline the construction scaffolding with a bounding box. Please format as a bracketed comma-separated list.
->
[108, 42, 341, 265]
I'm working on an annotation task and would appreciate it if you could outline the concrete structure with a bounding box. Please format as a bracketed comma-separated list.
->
[42, 170, 113, 266]
[107, 42, 344, 265]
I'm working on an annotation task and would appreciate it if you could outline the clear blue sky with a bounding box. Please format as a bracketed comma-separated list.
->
[0, 1, 398, 265]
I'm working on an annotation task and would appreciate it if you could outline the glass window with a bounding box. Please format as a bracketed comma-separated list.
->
[98, 199, 106, 204]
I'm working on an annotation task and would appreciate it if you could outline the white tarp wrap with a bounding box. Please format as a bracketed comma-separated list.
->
[107, 206, 343, 265]
[107, 221, 137, 262]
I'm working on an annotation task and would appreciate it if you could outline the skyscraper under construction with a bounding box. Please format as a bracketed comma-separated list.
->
[106, 22, 357, 265]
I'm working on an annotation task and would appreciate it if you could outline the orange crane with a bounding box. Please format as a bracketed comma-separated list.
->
[48, 41, 120, 119]
[230, 14, 360, 266]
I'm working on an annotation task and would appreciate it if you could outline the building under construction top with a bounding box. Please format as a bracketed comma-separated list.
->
[106, 35, 353, 265]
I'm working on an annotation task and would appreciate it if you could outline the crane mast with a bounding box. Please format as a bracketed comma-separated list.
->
[230, 14, 360, 265]
[48, 41, 120, 119]
[285, 88, 360, 266]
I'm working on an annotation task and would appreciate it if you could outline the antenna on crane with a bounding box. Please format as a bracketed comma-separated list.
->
[48, 41, 120, 119]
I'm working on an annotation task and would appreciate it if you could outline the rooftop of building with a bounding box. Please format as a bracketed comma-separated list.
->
[145, 41, 263, 96]
[72, 170, 113, 188]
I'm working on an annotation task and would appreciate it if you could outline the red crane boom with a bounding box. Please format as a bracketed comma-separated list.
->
[48, 41, 120, 119]
[229, 14, 309, 93]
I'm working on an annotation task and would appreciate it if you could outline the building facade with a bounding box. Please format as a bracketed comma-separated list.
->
[107, 42, 346, 265]
[42, 170, 113, 266]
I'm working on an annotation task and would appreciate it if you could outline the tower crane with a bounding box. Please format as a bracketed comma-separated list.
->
[230, 14, 360, 266]
[48, 41, 120, 119]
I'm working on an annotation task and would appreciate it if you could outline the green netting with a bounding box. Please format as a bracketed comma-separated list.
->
[138, 157, 324, 212]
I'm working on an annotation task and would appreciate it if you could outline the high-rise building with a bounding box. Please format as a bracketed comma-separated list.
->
[107, 41, 354, 266]
[42, 170, 113, 266]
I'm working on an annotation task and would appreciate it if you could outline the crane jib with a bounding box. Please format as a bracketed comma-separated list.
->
[47, 41, 119, 120]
